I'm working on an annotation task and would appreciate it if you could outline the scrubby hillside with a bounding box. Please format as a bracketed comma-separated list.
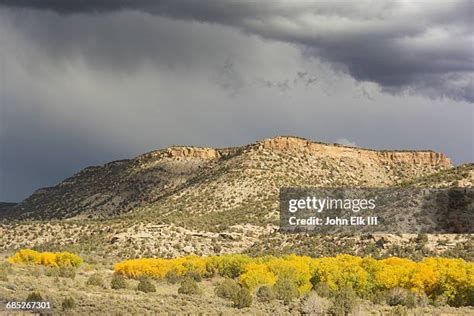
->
[0, 203, 16, 214]
[6, 136, 451, 221]
[399, 163, 473, 188]
[2, 136, 471, 261]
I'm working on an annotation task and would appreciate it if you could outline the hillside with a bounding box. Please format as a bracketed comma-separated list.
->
[0, 203, 16, 214]
[6, 136, 452, 221]
[399, 163, 474, 188]
[2, 136, 472, 262]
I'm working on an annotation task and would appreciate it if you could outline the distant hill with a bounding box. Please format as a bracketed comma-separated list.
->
[0, 202, 16, 214]
[2, 136, 472, 261]
[6, 136, 452, 221]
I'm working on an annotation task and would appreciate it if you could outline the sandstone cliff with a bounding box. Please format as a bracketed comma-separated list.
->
[252, 136, 451, 167]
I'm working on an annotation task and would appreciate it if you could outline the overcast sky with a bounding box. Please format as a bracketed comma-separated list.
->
[0, 0, 473, 202]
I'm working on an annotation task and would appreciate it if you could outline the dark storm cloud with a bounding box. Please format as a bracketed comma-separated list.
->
[1, 0, 473, 102]
[0, 1, 473, 202]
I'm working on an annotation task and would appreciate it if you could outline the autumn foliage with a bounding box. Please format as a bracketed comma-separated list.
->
[114, 254, 473, 306]
[8, 249, 83, 268]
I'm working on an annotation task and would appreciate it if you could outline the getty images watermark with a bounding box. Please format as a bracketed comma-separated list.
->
[280, 187, 473, 234]
[288, 195, 378, 226]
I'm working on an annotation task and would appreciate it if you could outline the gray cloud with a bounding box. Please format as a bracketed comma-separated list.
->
[257, 71, 320, 92]
[0, 3, 472, 202]
[1, 0, 473, 102]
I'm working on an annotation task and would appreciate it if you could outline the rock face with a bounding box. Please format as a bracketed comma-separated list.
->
[142, 136, 451, 167]
[5, 136, 453, 220]
[252, 136, 451, 167]
[142, 147, 223, 160]
[376, 151, 450, 167]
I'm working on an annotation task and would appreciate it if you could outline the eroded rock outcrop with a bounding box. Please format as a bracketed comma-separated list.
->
[251, 136, 451, 168]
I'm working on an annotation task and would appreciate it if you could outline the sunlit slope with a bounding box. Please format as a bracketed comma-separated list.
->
[5, 136, 452, 221]
[1, 152, 472, 260]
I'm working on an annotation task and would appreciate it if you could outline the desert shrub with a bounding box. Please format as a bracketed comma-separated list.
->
[55, 252, 83, 267]
[372, 290, 389, 305]
[8, 249, 83, 268]
[111, 275, 127, 289]
[328, 286, 358, 315]
[206, 254, 251, 278]
[213, 244, 222, 253]
[115, 258, 177, 279]
[313, 282, 332, 298]
[466, 288, 474, 306]
[374, 257, 421, 290]
[0, 270, 7, 282]
[300, 292, 331, 315]
[416, 233, 429, 245]
[62, 297, 76, 310]
[178, 277, 202, 295]
[86, 273, 105, 288]
[165, 270, 181, 284]
[58, 266, 76, 279]
[387, 288, 412, 307]
[239, 263, 277, 291]
[413, 293, 429, 308]
[310, 273, 321, 289]
[137, 278, 156, 293]
[420, 257, 473, 307]
[274, 277, 299, 305]
[386, 288, 428, 308]
[267, 255, 312, 295]
[215, 278, 241, 300]
[310, 255, 369, 296]
[256, 285, 275, 302]
[11, 249, 38, 265]
[44, 267, 60, 278]
[184, 269, 202, 282]
[30, 266, 43, 278]
[0, 263, 12, 281]
[391, 305, 408, 316]
[432, 293, 449, 307]
[182, 256, 207, 277]
[232, 287, 252, 309]
[114, 256, 207, 280]
[26, 291, 43, 302]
